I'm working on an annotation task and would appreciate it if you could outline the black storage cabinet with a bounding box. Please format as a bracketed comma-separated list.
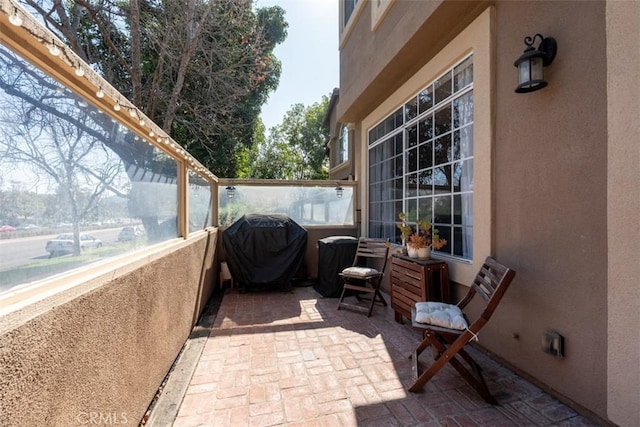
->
[314, 236, 358, 297]
[223, 214, 307, 290]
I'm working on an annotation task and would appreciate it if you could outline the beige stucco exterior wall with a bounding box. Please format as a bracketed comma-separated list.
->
[491, 1, 608, 418]
[0, 230, 218, 426]
[606, 1, 640, 425]
[339, 0, 440, 121]
[338, 0, 490, 122]
[338, 0, 619, 421]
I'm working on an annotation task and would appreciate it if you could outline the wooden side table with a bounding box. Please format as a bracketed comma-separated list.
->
[390, 254, 450, 323]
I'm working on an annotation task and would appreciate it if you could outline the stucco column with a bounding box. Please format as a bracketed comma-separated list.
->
[606, 2, 640, 425]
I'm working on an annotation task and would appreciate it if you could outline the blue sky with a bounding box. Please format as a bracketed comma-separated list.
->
[255, 0, 339, 132]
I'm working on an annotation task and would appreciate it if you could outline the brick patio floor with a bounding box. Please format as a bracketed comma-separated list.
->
[171, 286, 600, 426]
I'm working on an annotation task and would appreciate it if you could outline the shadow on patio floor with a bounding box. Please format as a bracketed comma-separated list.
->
[153, 286, 601, 426]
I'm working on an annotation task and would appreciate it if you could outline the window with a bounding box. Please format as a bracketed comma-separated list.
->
[343, 0, 359, 27]
[339, 124, 349, 164]
[218, 185, 354, 227]
[368, 55, 474, 260]
[188, 171, 213, 231]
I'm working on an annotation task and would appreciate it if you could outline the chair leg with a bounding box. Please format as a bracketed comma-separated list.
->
[440, 340, 496, 405]
[374, 289, 388, 306]
[408, 333, 433, 363]
[338, 278, 387, 316]
[442, 336, 490, 382]
[447, 356, 497, 405]
[337, 283, 370, 314]
[336, 285, 347, 310]
[457, 347, 484, 374]
[366, 294, 375, 316]
[409, 331, 498, 405]
[409, 332, 448, 392]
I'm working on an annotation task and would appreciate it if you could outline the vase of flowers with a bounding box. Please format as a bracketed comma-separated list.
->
[397, 213, 447, 260]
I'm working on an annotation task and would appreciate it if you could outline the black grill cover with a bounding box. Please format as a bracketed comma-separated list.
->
[223, 214, 307, 288]
[314, 236, 358, 297]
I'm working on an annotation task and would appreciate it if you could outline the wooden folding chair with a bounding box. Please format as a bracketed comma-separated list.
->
[336, 238, 390, 317]
[409, 256, 516, 404]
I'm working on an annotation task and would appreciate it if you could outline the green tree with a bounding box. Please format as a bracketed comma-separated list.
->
[249, 96, 330, 180]
[20, 0, 288, 177]
[236, 119, 266, 178]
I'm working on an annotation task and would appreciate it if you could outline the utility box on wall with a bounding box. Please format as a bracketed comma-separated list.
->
[542, 330, 564, 358]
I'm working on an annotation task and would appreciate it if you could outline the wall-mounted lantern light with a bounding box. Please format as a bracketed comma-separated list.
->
[226, 186, 236, 199]
[514, 33, 557, 93]
[335, 186, 344, 199]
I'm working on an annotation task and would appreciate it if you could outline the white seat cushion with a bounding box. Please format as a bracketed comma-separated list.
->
[341, 266, 380, 278]
[414, 302, 468, 330]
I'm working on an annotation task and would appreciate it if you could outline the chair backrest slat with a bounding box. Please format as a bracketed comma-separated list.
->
[471, 282, 492, 301]
[458, 257, 516, 323]
[472, 266, 500, 301]
[477, 267, 501, 288]
[353, 237, 390, 273]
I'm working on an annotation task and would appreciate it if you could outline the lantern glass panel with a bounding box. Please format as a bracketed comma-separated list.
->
[518, 60, 531, 85]
[531, 56, 544, 81]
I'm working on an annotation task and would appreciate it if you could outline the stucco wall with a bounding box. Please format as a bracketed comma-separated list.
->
[0, 230, 218, 426]
[490, 0, 608, 418]
[606, 1, 640, 425]
[338, 0, 490, 122]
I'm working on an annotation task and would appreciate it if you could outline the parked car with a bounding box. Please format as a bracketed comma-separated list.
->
[118, 226, 142, 242]
[0, 225, 16, 233]
[16, 224, 39, 230]
[45, 233, 103, 255]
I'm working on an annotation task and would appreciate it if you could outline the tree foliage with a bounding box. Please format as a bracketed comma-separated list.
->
[20, 0, 288, 177]
[246, 95, 330, 180]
